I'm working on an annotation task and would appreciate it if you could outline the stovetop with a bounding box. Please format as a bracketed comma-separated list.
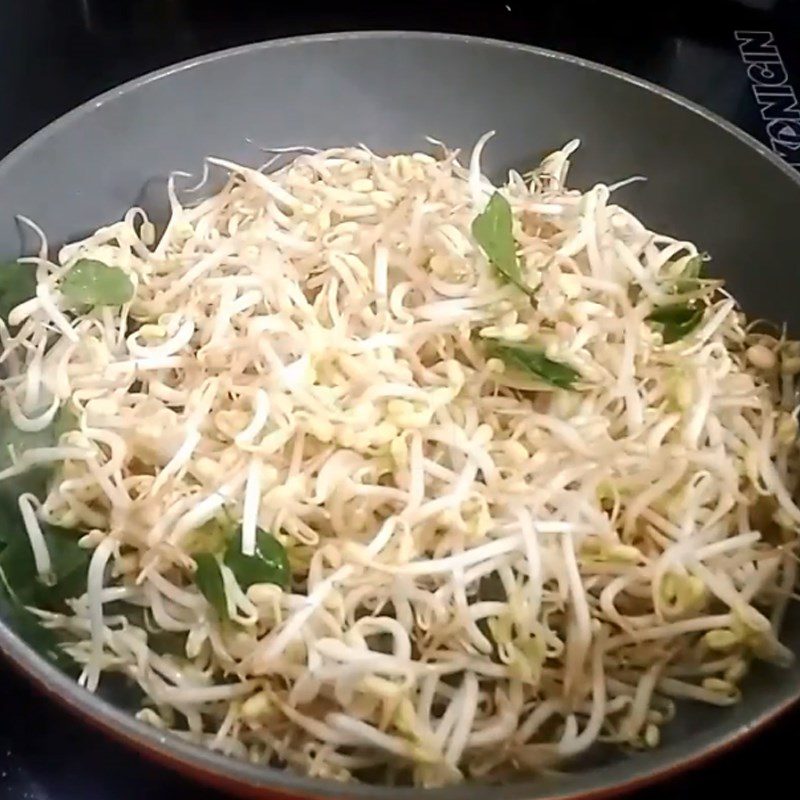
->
[1, 1, 799, 798]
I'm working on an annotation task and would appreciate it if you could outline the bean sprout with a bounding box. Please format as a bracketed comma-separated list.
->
[2, 138, 798, 786]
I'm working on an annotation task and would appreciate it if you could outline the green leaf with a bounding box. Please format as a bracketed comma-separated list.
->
[0, 520, 88, 675]
[484, 339, 580, 389]
[0, 586, 77, 673]
[674, 253, 707, 294]
[472, 193, 535, 296]
[0, 260, 37, 326]
[0, 472, 52, 525]
[224, 527, 290, 590]
[0, 523, 89, 607]
[647, 305, 699, 324]
[0, 405, 77, 509]
[0, 401, 86, 673]
[194, 553, 228, 620]
[681, 254, 704, 280]
[647, 303, 704, 344]
[60, 259, 134, 306]
[0, 406, 72, 470]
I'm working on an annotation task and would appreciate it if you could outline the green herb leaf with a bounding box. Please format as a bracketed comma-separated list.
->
[0, 406, 73, 470]
[647, 303, 704, 344]
[0, 260, 37, 326]
[674, 253, 707, 294]
[682, 254, 704, 280]
[647, 305, 699, 324]
[194, 553, 228, 620]
[0, 405, 77, 505]
[0, 469, 52, 518]
[0, 523, 89, 607]
[472, 193, 535, 296]
[0, 519, 88, 675]
[60, 259, 134, 306]
[0, 403, 84, 673]
[484, 339, 580, 389]
[224, 527, 290, 590]
[0, 586, 77, 673]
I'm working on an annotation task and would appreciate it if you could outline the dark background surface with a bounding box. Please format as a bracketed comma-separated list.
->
[1, 1, 799, 798]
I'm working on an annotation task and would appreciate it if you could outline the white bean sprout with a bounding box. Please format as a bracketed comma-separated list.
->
[1, 138, 798, 786]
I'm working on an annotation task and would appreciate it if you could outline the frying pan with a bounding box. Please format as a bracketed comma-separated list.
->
[1, 31, 799, 800]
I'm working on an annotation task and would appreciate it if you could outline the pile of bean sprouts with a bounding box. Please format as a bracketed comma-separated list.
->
[1, 135, 799, 786]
